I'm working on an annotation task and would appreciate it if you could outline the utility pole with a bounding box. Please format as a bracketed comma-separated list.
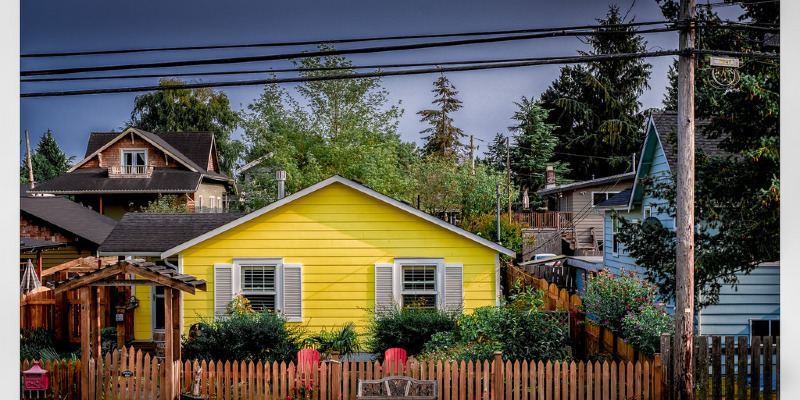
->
[506, 136, 511, 223]
[470, 135, 475, 175]
[675, 0, 695, 399]
[25, 129, 35, 189]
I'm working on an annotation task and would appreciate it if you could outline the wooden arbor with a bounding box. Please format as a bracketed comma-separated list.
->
[54, 259, 206, 400]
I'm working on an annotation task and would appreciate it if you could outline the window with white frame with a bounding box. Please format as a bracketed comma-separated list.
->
[611, 216, 620, 254]
[643, 205, 652, 220]
[121, 149, 147, 174]
[213, 258, 303, 321]
[401, 264, 438, 308]
[241, 265, 277, 311]
[592, 192, 619, 207]
[374, 258, 463, 313]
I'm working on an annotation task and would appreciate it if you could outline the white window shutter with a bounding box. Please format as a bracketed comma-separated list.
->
[283, 263, 303, 322]
[213, 263, 233, 320]
[374, 263, 395, 314]
[444, 263, 463, 312]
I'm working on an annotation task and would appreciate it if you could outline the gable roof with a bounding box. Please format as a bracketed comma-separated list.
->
[20, 196, 117, 246]
[98, 212, 245, 256]
[625, 111, 731, 210]
[162, 175, 516, 258]
[536, 172, 635, 196]
[71, 128, 204, 173]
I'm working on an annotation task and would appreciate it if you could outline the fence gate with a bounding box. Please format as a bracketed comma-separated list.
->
[87, 347, 164, 400]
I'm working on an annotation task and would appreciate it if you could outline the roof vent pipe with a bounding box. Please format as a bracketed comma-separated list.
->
[276, 170, 286, 200]
[544, 165, 555, 189]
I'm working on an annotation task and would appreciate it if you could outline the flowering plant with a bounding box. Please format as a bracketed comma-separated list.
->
[582, 268, 654, 331]
[620, 302, 673, 356]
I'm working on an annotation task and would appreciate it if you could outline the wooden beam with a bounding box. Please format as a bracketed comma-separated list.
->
[54, 262, 127, 294]
[91, 280, 161, 287]
[127, 264, 198, 294]
[80, 287, 90, 400]
[163, 287, 174, 400]
[43, 256, 118, 277]
[91, 287, 101, 361]
[172, 290, 182, 362]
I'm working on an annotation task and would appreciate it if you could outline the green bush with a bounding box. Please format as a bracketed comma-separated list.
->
[582, 267, 653, 331]
[304, 322, 360, 358]
[582, 267, 673, 356]
[182, 310, 304, 363]
[20, 328, 56, 360]
[366, 305, 458, 356]
[620, 302, 673, 356]
[420, 283, 571, 361]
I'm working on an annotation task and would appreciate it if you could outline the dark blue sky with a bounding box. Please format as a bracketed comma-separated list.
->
[19, 0, 742, 162]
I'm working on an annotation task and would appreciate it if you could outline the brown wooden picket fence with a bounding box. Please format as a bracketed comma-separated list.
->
[20, 359, 81, 400]
[176, 352, 663, 400]
[22, 349, 664, 400]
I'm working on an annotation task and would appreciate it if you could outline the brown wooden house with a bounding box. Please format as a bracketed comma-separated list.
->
[29, 128, 234, 219]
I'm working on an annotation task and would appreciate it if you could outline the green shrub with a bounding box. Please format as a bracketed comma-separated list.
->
[20, 328, 56, 360]
[304, 322, 360, 358]
[420, 282, 571, 361]
[182, 310, 304, 362]
[582, 267, 673, 356]
[582, 267, 653, 331]
[620, 302, 673, 356]
[366, 305, 458, 356]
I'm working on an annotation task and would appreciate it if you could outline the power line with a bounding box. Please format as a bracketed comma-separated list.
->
[21, 48, 777, 98]
[21, 50, 683, 97]
[21, 21, 675, 58]
[20, 27, 680, 77]
[18, 55, 606, 83]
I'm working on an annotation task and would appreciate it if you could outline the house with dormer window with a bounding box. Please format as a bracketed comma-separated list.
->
[30, 128, 234, 219]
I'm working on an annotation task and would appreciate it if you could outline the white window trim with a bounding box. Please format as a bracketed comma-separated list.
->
[591, 191, 619, 207]
[394, 258, 445, 309]
[233, 257, 284, 312]
[121, 148, 148, 173]
[749, 318, 779, 344]
[643, 205, 652, 220]
[611, 216, 620, 256]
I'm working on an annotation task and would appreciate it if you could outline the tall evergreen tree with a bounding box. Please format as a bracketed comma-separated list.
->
[540, 4, 652, 180]
[483, 133, 508, 172]
[21, 129, 74, 184]
[127, 78, 244, 176]
[619, 0, 780, 308]
[418, 73, 466, 160]
[509, 97, 570, 198]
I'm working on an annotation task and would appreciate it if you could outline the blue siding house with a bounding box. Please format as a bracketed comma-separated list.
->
[595, 112, 779, 339]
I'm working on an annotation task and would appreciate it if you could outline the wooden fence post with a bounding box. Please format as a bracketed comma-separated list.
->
[493, 351, 503, 400]
[332, 351, 341, 400]
[660, 333, 671, 400]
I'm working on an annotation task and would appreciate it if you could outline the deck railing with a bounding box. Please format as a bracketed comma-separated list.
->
[512, 211, 573, 230]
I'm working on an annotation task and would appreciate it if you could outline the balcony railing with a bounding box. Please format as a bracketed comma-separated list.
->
[512, 211, 573, 230]
[108, 165, 153, 178]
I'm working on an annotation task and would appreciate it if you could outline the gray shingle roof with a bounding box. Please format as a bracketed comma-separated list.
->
[20, 196, 118, 246]
[97, 213, 245, 254]
[652, 111, 729, 172]
[537, 172, 635, 196]
[595, 187, 633, 208]
[20, 237, 68, 252]
[29, 168, 204, 194]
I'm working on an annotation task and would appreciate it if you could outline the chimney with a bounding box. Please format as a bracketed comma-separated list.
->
[545, 165, 556, 189]
[276, 170, 286, 200]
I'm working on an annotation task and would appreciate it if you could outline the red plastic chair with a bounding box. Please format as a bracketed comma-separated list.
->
[384, 347, 407, 374]
[297, 348, 320, 374]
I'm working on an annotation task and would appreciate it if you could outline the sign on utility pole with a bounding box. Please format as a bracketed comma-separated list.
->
[676, 0, 695, 399]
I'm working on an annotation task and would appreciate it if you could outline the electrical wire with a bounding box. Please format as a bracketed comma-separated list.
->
[20, 27, 680, 77]
[21, 20, 675, 58]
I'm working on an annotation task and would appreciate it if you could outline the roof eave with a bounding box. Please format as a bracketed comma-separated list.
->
[162, 176, 516, 259]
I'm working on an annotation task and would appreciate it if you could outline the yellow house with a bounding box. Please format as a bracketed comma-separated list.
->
[104, 175, 514, 338]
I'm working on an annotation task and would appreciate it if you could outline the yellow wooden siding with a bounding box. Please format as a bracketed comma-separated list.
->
[179, 182, 499, 333]
[133, 286, 152, 340]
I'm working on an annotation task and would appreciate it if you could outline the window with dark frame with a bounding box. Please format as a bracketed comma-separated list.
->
[241, 265, 277, 311]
